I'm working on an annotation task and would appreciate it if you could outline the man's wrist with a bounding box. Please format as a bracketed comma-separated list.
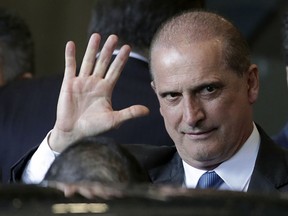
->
[48, 128, 75, 153]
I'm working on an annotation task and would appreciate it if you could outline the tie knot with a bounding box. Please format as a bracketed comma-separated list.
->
[196, 171, 223, 189]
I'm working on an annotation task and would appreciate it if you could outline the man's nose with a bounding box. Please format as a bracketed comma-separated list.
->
[182, 96, 205, 126]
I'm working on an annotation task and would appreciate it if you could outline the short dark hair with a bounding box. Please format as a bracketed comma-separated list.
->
[0, 8, 34, 82]
[87, 0, 204, 52]
[44, 136, 149, 184]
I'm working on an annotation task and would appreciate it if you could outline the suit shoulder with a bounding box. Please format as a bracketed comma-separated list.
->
[121, 144, 177, 169]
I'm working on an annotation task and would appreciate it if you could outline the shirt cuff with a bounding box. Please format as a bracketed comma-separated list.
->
[22, 131, 58, 184]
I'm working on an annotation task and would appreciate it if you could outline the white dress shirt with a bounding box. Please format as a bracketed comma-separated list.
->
[22, 131, 58, 184]
[183, 123, 260, 192]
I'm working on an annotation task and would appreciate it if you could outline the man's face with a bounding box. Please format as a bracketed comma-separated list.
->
[150, 39, 259, 169]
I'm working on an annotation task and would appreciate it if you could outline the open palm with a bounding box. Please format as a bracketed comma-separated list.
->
[49, 34, 149, 152]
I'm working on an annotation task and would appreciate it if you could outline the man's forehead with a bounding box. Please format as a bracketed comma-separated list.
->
[152, 37, 223, 52]
[151, 40, 223, 67]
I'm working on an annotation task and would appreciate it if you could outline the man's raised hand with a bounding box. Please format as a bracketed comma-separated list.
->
[49, 33, 149, 152]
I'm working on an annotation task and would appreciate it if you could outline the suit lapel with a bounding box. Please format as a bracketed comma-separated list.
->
[248, 125, 288, 192]
[148, 152, 184, 185]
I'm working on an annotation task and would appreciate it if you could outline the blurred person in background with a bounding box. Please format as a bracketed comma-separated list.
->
[87, 0, 204, 146]
[0, 8, 34, 86]
[0, 8, 41, 183]
[43, 136, 149, 198]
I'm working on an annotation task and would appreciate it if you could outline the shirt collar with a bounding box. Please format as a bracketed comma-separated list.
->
[112, 49, 148, 63]
[183, 123, 260, 191]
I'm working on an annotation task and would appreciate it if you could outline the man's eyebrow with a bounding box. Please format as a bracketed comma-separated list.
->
[158, 90, 175, 97]
[157, 81, 223, 96]
[191, 80, 224, 91]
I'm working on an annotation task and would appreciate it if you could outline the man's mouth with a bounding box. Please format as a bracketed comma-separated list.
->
[184, 128, 216, 139]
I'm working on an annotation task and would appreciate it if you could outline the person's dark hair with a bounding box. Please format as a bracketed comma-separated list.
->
[44, 136, 149, 184]
[150, 10, 251, 78]
[87, 0, 204, 53]
[0, 8, 34, 82]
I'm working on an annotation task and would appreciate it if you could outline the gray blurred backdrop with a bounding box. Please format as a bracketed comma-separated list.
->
[0, 0, 287, 137]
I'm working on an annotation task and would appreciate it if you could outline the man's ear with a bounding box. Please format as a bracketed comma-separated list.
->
[151, 80, 164, 115]
[247, 64, 259, 104]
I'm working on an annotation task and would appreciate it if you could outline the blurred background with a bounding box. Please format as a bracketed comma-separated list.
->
[0, 0, 287, 136]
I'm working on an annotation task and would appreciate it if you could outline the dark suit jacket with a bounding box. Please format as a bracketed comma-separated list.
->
[272, 121, 288, 149]
[0, 57, 173, 183]
[11, 125, 288, 193]
[0, 75, 62, 183]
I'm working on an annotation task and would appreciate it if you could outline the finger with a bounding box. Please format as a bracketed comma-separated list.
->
[105, 45, 131, 87]
[114, 105, 150, 128]
[92, 34, 118, 77]
[51, 182, 76, 197]
[63, 185, 78, 198]
[76, 187, 95, 199]
[64, 41, 76, 81]
[79, 33, 101, 77]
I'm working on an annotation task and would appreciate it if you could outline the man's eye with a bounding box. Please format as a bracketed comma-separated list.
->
[167, 93, 179, 98]
[162, 92, 180, 101]
[205, 85, 216, 92]
[201, 85, 217, 95]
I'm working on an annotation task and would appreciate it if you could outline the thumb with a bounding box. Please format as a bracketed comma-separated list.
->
[115, 105, 150, 127]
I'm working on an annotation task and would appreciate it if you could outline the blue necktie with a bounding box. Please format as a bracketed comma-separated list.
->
[196, 171, 224, 189]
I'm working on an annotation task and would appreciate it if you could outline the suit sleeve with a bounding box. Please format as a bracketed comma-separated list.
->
[10, 132, 58, 184]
